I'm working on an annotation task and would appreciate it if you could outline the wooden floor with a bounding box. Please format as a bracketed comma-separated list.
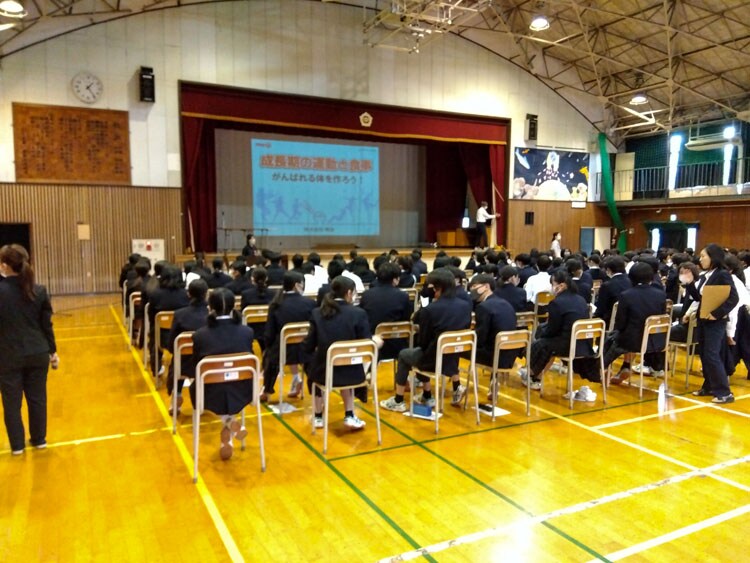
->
[2, 294, 750, 562]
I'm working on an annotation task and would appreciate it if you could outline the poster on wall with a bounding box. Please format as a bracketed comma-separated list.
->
[512, 147, 589, 201]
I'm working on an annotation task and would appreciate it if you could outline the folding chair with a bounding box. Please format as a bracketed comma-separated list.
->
[668, 314, 698, 389]
[311, 339, 380, 454]
[533, 291, 554, 333]
[591, 279, 602, 303]
[374, 320, 414, 389]
[625, 314, 672, 399]
[480, 329, 532, 418]
[143, 302, 151, 366]
[401, 287, 419, 313]
[516, 311, 535, 332]
[410, 329, 479, 434]
[543, 318, 607, 410]
[193, 353, 265, 482]
[276, 321, 311, 415]
[234, 295, 242, 311]
[242, 305, 270, 355]
[154, 311, 175, 388]
[172, 331, 194, 433]
[608, 301, 619, 333]
[122, 284, 128, 326]
[128, 291, 142, 348]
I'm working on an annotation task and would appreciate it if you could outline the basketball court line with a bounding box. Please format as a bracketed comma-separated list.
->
[379, 454, 750, 562]
[108, 305, 246, 563]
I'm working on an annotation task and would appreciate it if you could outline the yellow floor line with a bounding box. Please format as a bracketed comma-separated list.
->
[108, 305, 245, 563]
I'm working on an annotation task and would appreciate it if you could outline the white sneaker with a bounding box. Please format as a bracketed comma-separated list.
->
[313, 416, 324, 429]
[343, 415, 366, 430]
[575, 386, 597, 402]
[451, 384, 467, 406]
[632, 364, 651, 375]
[520, 370, 542, 391]
[518, 367, 528, 378]
[549, 361, 564, 372]
[651, 370, 665, 378]
[380, 396, 407, 412]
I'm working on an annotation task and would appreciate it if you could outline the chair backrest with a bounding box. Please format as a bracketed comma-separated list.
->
[534, 291, 554, 323]
[156, 310, 174, 331]
[567, 318, 606, 360]
[494, 329, 531, 352]
[234, 295, 243, 311]
[129, 291, 142, 315]
[173, 331, 194, 378]
[196, 353, 260, 385]
[242, 304, 269, 326]
[324, 339, 378, 387]
[515, 311, 535, 331]
[374, 321, 413, 341]
[609, 301, 619, 333]
[591, 279, 602, 305]
[640, 313, 672, 355]
[470, 311, 476, 330]
[279, 321, 311, 368]
[437, 329, 476, 356]
[665, 299, 673, 316]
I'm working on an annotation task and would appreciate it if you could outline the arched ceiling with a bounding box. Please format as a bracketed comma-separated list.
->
[2, 0, 748, 145]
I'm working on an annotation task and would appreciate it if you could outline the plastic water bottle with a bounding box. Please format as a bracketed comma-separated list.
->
[657, 382, 666, 414]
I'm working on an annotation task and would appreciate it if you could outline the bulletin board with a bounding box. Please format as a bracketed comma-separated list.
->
[12, 102, 131, 185]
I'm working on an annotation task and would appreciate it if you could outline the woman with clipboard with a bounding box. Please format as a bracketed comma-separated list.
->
[683, 244, 738, 403]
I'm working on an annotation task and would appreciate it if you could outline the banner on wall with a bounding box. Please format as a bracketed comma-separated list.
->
[512, 147, 589, 201]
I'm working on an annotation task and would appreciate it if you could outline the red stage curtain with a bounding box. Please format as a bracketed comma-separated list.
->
[489, 145, 507, 246]
[425, 143, 467, 241]
[182, 117, 217, 252]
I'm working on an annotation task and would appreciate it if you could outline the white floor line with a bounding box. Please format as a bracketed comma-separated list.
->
[378, 454, 750, 562]
[587, 504, 750, 562]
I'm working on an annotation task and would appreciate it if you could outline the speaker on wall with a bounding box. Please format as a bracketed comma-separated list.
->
[139, 66, 155, 103]
[525, 113, 538, 142]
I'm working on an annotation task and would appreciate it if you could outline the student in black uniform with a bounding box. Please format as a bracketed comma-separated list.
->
[522, 270, 598, 389]
[494, 266, 532, 312]
[147, 264, 190, 376]
[595, 256, 632, 328]
[240, 266, 276, 354]
[225, 260, 252, 295]
[303, 276, 377, 430]
[0, 244, 58, 455]
[683, 243, 739, 403]
[566, 258, 592, 304]
[192, 288, 255, 460]
[604, 262, 667, 384]
[167, 279, 209, 413]
[380, 269, 472, 412]
[359, 262, 412, 362]
[207, 257, 232, 289]
[264, 251, 286, 286]
[261, 272, 316, 400]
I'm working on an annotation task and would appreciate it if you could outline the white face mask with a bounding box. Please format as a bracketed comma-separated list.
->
[679, 274, 690, 284]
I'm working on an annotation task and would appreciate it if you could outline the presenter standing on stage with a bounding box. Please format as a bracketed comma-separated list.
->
[241, 233, 258, 266]
[476, 201, 501, 249]
[550, 232, 562, 259]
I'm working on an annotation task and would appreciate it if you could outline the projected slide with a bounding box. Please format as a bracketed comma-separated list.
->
[251, 138, 380, 237]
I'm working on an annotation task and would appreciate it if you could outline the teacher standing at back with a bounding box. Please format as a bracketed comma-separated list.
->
[0, 244, 58, 455]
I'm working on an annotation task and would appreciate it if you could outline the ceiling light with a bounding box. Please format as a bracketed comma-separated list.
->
[629, 92, 648, 106]
[0, 0, 27, 18]
[529, 15, 549, 31]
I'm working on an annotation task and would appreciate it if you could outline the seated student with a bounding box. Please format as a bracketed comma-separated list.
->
[342, 263, 365, 293]
[119, 253, 141, 289]
[495, 265, 532, 312]
[445, 265, 472, 305]
[524, 254, 552, 304]
[359, 262, 412, 361]
[411, 249, 428, 278]
[148, 264, 190, 374]
[469, 274, 517, 399]
[125, 258, 151, 345]
[380, 269, 472, 412]
[595, 255, 632, 328]
[167, 279, 210, 413]
[225, 260, 252, 295]
[515, 253, 537, 287]
[397, 255, 417, 288]
[290, 253, 305, 275]
[351, 256, 375, 285]
[240, 266, 277, 353]
[566, 258, 592, 304]
[521, 270, 599, 390]
[317, 259, 346, 305]
[192, 288, 255, 461]
[587, 254, 604, 281]
[307, 252, 328, 288]
[303, 276, 378, 430]
[264, 250, 286, 286]
[604, 262, 667, 384]
[207, 257, 232, 289]
[345, 249, 358, 272]
[262, 272, 317, 400]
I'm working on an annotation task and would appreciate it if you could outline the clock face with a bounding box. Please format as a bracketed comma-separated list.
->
[71, 72, 103, 104]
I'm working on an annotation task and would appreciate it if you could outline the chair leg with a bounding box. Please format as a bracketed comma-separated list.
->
[568, 364, 574, 410]
[256, 390, 266, 471]
[434, 373, 440, 435]
[323, 385, 330, 454]
[192, 403, 200, 484]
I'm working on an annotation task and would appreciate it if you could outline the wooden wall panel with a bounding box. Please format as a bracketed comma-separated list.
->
[506, 200, 612, 254]
[620, 202, 750, 250]
[0, 183, 182, 295]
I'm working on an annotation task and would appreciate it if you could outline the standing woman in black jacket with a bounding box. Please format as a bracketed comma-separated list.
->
[0, 245, 58, 455]
[683, 243, 739, 403]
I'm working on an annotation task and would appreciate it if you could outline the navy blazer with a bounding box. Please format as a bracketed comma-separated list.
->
[0, 278, 56, 370]
[414, 295, 472, 373]
[207, 271, 232, 289]
[303, 301, 372, 386]
[226, 277, 253, 296]
[168, 301, 209, 378]
[360, 284, 412, 361]
[538, 290, 592, 356]
[518, 265, 538, 288]
[494, 284, 532, 312]
[685, 269, 739, 323]
[613, 284, 667, 352]
[595, 273, 632, 326]
[474, 294, 517, 367]
[266, 264, 286, 286]
[192, 319, 255, 415]
[263, 292, 317, 367]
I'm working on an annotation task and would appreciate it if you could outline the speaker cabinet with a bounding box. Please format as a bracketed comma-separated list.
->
[139, 66, 155, 103]
[525, 113, 538, 141]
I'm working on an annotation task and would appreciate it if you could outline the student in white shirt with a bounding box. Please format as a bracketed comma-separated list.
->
[475, 201, 501, 248]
